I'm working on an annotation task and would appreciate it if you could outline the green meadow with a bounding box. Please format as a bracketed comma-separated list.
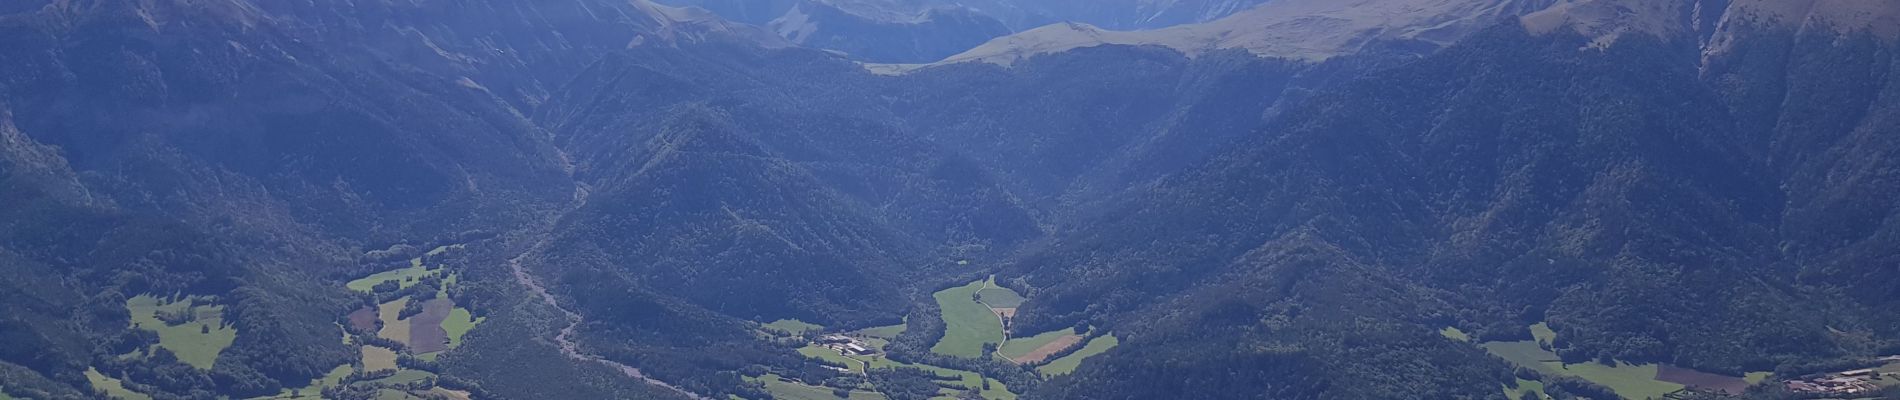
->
[1439, 326, 1470, 342]
[376, 298, 410, 344]
[974, 277, 1025, 308]
[931, 280, 1005, 358]
[751, 374, 888, 400]
[346, 264, 438, 293]
[362, 345, 399, 371]
[1503, 378, 1547, 400]
[1038, 334, 1120, 376]
[87, 368, 151, 400]
[999, 328, 1077, 359]
[857, 322, 907, 339]
[441, 307, 485, 349]
[763, 319, 824, 335]
[1479, 340, 1682, 399]
[1530, 322, 1556, 344]
[1745, 371, 1773, 385]
[126, 295, 238, 369]
[255, 364, 354, 400]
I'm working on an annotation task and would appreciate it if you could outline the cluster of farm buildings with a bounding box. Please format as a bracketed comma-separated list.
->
[817, 334, 878, 356]
[1782, 356, 1900, 396]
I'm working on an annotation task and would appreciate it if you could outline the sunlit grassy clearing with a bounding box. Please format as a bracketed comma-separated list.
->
[365, 370, 435, 386]
[253, 364, 354, 399]
[858, 322, 907, 339]
[1530, 322, 1556, 344]
[126, 295, 237, 369]
[999, 328, 1076, 359]
[441, 307, 484, 349]
[1745, 371, 1773, 385]
[974, 278, 1024, 308]
[346, 264, 438, 293]
[751, 374, 888, 400]
[363, 345, 399, 371]
[763, 319, 824, 335]
[86, 368, 152, 400]
[931, 280, 1004, 358]
[1503, 378, 1547, 400]
[1440, 326, 1470, 342]
[374, 389, 420, 400]
[1038, 334, 1120, 376]
[376, 298, 410, 344]
[1479, 340, 1682, 399]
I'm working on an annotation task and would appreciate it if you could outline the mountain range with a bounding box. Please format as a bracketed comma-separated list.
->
[2, 0, 1899, 399]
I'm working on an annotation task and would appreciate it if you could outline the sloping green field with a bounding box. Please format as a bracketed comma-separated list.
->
[346, 264, 438, 293]
[1480, 341, 1682, 399]
[932, 280, 1005, 358]
[858, 322, 907, 339]
[126, 296, 237, 369]
[441, 307, 485, 349]
[1038, 334, 1120, 376]
[974, 278, 1025, 308]
[999, 329, 1077, 359]
[87, 368, 151, 400]
[764, 319, 824, 335]
[752, 374, 888, 400]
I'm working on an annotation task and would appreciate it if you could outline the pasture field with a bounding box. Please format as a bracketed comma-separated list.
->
[858, 322, 907, 339]
[792, 331, 1018, 399]
[1479, 340, 1682, 399]
[363, 345, 399, 371]
[752, 374, 888, 400]
[366, 370, 436, 386]
[1440, 326, 1470, 342]
[126, 295, 238, 369]
[374, 389, 419, 400]
[1530, 323, 1556, 344]
[999, 328, 1080, 361]
[442, 307, 485, 349]
[1038, 334, 1120, 376]
[1503, 379, 1546, 400]
[376, 298, 411, 344]
[87, 368, 152, 400]
[764, 319, 824, 335]
[974, 277, 1025, 308]
[0, 386, 11, 400]
[1745, 371, 1773, 385]
[931, 280, 1005, 358]
[426, 388, 472, 400]
[346, 264, 438, 293]
[256, 364, 354, 399]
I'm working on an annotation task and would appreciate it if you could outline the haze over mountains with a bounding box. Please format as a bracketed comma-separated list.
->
[2, 0, 1900, 399]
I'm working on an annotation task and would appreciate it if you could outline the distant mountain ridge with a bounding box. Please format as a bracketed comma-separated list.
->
[899, 0, 1900, 70]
